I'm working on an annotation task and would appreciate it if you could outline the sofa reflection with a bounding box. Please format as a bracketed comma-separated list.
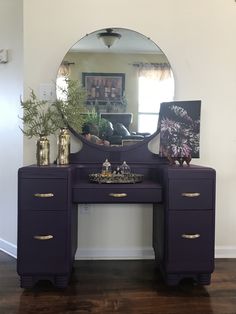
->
[100, 112, 150, 145]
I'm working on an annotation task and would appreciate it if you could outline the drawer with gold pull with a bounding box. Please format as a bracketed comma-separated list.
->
[73, 181, 162, 203]
[19, 178, 68, 211]
[17, 211, 68, 274]
[168, 179, 214, 210]
[167, 210, 215, 273]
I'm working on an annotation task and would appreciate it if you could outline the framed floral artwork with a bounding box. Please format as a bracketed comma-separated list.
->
[158, 100, 201, 158]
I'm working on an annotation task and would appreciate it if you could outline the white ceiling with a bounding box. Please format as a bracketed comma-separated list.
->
[70, 28, 162, 55]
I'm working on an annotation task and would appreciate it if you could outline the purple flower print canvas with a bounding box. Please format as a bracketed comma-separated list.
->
[159, 101, 201, 158]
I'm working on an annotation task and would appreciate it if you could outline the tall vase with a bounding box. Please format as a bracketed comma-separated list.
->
[57, 128, 70, 165]
[36, 136, 50, 166]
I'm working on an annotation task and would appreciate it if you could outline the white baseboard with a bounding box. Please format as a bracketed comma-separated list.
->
[75, 247, 155, 260]
[0, 238, 17, 258]
[215, 246, 236, 258]
[75, 246, 236, 260]
[1, 240, 236, 260]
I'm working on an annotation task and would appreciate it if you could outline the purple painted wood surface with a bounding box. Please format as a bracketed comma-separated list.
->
[17, 134, 216, 287]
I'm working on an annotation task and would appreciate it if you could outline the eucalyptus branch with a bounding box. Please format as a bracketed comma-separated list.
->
[20, 79, 88, 139]
[19, 89, 58, 138]
[53, 78, 87, 132]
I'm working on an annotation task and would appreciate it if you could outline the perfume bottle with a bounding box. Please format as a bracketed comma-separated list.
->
[102, 159, 112, 176]
[120, 161, 131, 175]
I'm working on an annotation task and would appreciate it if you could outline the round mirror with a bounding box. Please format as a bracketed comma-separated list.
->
[57, 28, 174, 147]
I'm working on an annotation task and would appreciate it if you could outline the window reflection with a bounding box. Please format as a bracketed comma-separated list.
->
[138, 70, 174, 133]
[56, 76, 68, 101]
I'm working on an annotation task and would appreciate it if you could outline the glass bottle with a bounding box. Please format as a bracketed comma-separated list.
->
[102, 159, 112, 176]
[120, 161, 131, 175]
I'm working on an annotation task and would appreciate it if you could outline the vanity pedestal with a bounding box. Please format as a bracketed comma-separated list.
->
[17, 165, 77, 288]
[153, 165, 215, 285]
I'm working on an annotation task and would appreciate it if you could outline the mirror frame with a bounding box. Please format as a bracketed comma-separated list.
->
[68, 124, 160, 152]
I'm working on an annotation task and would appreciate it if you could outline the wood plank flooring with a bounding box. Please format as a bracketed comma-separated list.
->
[0, 250, 236, 314]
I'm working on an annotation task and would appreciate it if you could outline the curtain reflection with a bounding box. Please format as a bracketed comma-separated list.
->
[57, 61, 75, 101]
[136, 62, 172, 80]
[58, 61, 72, 77]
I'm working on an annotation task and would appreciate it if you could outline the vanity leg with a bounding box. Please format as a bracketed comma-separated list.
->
[20, 275, 70, 289]
[20, 276, 34, 289]
[55, 275, 69, 288]
[198, 273, 211, 285]
[165, 273, 181, 286]
[165, 273, 212, 286]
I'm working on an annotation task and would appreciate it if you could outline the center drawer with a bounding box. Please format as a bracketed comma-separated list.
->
[73, 182, 162, 203]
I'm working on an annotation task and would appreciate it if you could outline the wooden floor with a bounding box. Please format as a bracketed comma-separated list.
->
[1, 251, 236, 314]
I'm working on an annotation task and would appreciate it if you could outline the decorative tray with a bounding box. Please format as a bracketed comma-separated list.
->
[89, 173, 144, 184]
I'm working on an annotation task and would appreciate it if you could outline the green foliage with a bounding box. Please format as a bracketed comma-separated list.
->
[53, 78, 87, 132]
[20, 79, 92, 139]
[83, 108, 100, 126]
[84, 108, 110, 138]
[20, 90, 58, 138]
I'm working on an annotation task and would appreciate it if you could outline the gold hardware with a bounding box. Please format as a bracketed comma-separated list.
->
[34, 193, 54, 198]
[181, 192, 200, 198]
[109, 193, 127, 198]
[33, 235, 54, 240]
[181, 234, 200, 239]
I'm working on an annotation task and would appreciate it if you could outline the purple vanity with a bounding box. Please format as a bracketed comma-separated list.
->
[17, 131, 215, 288]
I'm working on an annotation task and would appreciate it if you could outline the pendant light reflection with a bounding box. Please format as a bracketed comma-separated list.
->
[97, 28, 121, 48]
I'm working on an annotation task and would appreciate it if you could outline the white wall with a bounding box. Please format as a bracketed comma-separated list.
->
[1, 0, 236, 258]
[0, 0, 23, 256]
[23, 0, 236, 258]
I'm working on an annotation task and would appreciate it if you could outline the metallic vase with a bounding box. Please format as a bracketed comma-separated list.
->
[57, 128, 70, 165]
[36, 136, 50, 166]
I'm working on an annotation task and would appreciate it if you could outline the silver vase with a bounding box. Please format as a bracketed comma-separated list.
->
[57, 128, 70, 165]
[36, 136, 50, 166]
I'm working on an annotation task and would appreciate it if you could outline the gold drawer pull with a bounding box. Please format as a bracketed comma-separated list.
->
[34, 193, 54, 198]
[109, 193, 127, 198]
[33, 235, 54, 240]
[181, 192, 200, 198]
[181, 233, 200, 239]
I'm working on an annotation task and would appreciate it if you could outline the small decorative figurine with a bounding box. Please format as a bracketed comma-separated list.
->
[167, 155, 192, 166]
[120, 161, 131, 174]
[115, 166, 121, 174]
[101, 159, 112, 176]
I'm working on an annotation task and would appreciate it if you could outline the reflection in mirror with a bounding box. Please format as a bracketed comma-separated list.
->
[57, 28, 174, 147]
